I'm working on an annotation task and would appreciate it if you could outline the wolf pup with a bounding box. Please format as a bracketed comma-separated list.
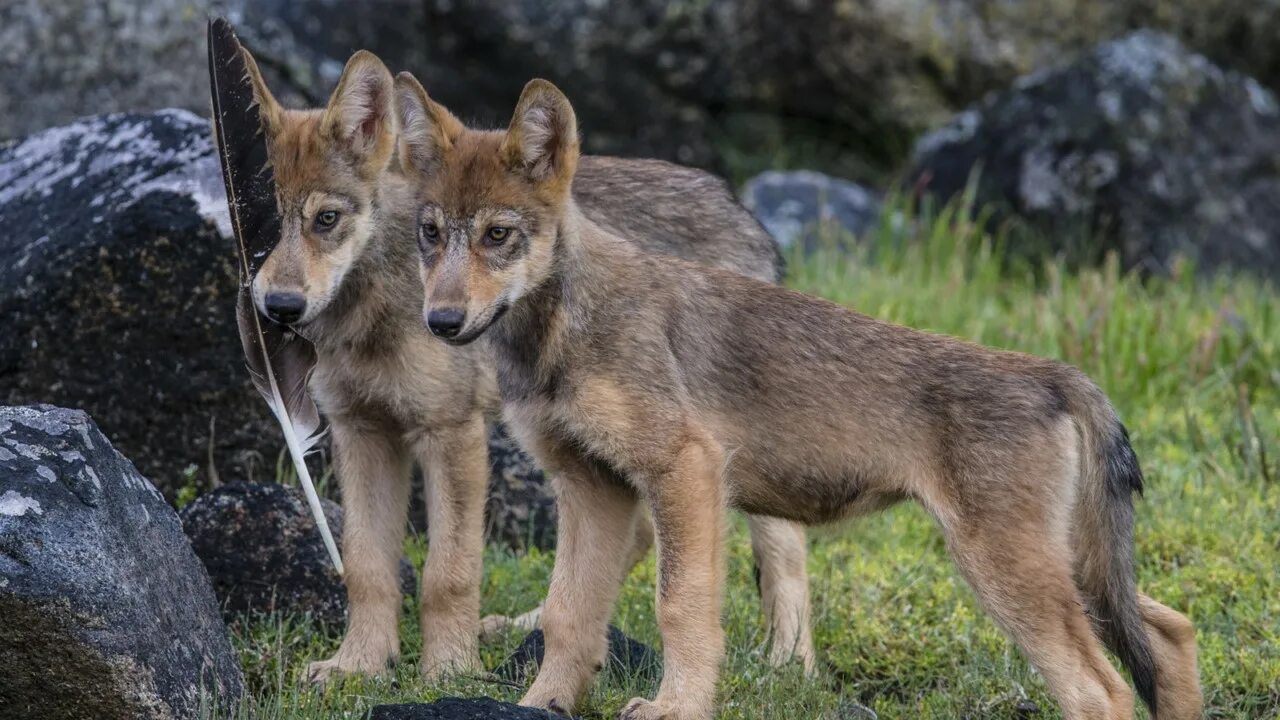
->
[394, 76, 1202, 720]
[236, 49, 815, 683]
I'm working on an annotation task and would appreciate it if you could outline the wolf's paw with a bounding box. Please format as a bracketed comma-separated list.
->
[519, 689, 574, 716]
[479, 604, 543, 642]
[305, 652, 394, 687]
[478, 613, 515, 640]
[420, 648, 482, 683]
[619, 698, 670, 720]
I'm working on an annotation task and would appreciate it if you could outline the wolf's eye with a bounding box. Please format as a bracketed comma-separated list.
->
[484, 227, 510, 246]
[314, 210, 340, 231]
[420, 221, 440, 245]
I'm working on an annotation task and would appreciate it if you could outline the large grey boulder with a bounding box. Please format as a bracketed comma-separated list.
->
[179, 482, 418, 626]
[0, 109, 275, 497]
[909, 31, 1280, 277]
[0, 405, 242, 720]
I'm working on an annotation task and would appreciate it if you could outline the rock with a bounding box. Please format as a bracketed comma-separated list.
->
[370, 699, 567, 720]
[0, 109, 278, 497]
[0, 0, 208, 139]
[909, 31, 1280, 278]
[0, 405, 242, 720]
[494, 626, 660, 685]
[214, 1, 1280, 178]
[483, 424, 556, 551]
[1015, 699, 1041, 716]
[179, 482, 417, 626]
[742, 171, 882, 251]
[7, 1, 1280, 177]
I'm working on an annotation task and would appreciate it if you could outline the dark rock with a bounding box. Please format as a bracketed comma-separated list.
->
[179, 482, 417, 626]
[1015, 699, 1041, 716]
[909, 31, 1280, 278]
[0, 109, 278, 498]
[742, 171, 882, 251]
[370, 698, 568, 720]
[8, 1, 1280, 178]
[484, 424, 557, 551]
[0, 0, 210, 139]
[495, 626, 660, 685]
[0, 405, 242, 720]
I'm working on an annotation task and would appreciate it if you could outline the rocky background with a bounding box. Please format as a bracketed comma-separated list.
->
[3, 2, 1277, 504]
[1, 3, 1277, 717]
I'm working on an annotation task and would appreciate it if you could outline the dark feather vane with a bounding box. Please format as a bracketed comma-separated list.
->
[208, 18, 341, 574]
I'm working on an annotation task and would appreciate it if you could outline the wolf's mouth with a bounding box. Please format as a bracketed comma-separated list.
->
[439, 301, 510, 346]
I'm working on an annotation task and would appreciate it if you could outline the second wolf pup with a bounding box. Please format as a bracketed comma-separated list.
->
[395, 77, 1202, 720]
[237, 49, 815, 683]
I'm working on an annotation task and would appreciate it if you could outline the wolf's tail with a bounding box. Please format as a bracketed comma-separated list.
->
[1066, 379, 1159, 715]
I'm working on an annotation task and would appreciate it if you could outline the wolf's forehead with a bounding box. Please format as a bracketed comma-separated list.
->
[434, 136, 534, 215]
[267, 112, 352, 194]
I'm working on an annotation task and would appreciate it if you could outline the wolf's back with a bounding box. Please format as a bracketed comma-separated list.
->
[573, 157, 781, 284]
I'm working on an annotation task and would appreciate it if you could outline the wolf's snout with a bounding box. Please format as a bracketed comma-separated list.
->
[263, 291, 307, 325]
[426, 308, 466, 339]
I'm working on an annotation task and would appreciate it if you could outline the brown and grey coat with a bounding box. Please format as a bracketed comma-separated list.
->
[395, 76, 1202, 720]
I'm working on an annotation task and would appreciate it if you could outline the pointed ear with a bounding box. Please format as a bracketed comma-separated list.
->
[394, 72, 463, 177]
[501, 79, 580, 186]
[240, 46, 283, 139]
[321, 50, 396, 174]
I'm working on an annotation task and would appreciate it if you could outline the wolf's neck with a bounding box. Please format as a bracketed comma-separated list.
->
[487, 202, 628, 401]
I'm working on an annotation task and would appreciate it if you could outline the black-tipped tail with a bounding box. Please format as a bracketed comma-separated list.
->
[1091, 423, 1158, 715]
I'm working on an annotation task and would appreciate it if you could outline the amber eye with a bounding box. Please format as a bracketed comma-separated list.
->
[420, 221, 441, 245]
[485, 227, 510, 245]
[314, 210, 340, 231]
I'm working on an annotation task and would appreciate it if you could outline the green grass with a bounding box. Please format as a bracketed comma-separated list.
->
[224, 202, 1279, 719]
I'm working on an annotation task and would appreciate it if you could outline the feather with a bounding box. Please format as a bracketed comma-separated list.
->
[207, 18, 343, 575]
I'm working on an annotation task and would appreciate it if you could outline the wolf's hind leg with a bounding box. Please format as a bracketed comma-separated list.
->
[1137, 593, 1202, 719]
[307, 422, 411, 685]
[938, 496, 1135, 720]
[481, 503, 653, 643]
[747, 515, 815, 673]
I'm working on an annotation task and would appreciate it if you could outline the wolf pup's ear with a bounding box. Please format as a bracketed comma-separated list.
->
[240, 47, 283, 139]
[394, 72, 463, 177]
[322, 51, 396, 176]
[501, 79, 579, 188]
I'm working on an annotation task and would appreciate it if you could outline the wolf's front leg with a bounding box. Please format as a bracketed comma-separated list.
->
[519, 450, 641, 715]
[307, 422, 411, 685]
[621, 437, 726, 720]
[414, 414, 489, 681]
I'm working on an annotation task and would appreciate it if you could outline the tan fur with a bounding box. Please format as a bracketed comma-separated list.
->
[397, 78, 1201, 719]
[238, 52, 814, 686]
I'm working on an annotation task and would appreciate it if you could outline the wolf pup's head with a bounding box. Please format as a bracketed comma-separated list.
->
[241, 48, 397, 327]
[394, 74, 579, 345]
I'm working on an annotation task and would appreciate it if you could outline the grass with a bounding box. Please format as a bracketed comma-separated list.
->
[222, 201, 1279, 719]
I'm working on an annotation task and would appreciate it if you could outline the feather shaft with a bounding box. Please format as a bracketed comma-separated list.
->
[209, 18, 342, 574]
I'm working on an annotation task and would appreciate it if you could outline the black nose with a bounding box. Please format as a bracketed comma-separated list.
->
[263, 292, 307, 325]
[426, 308, 466, 339]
